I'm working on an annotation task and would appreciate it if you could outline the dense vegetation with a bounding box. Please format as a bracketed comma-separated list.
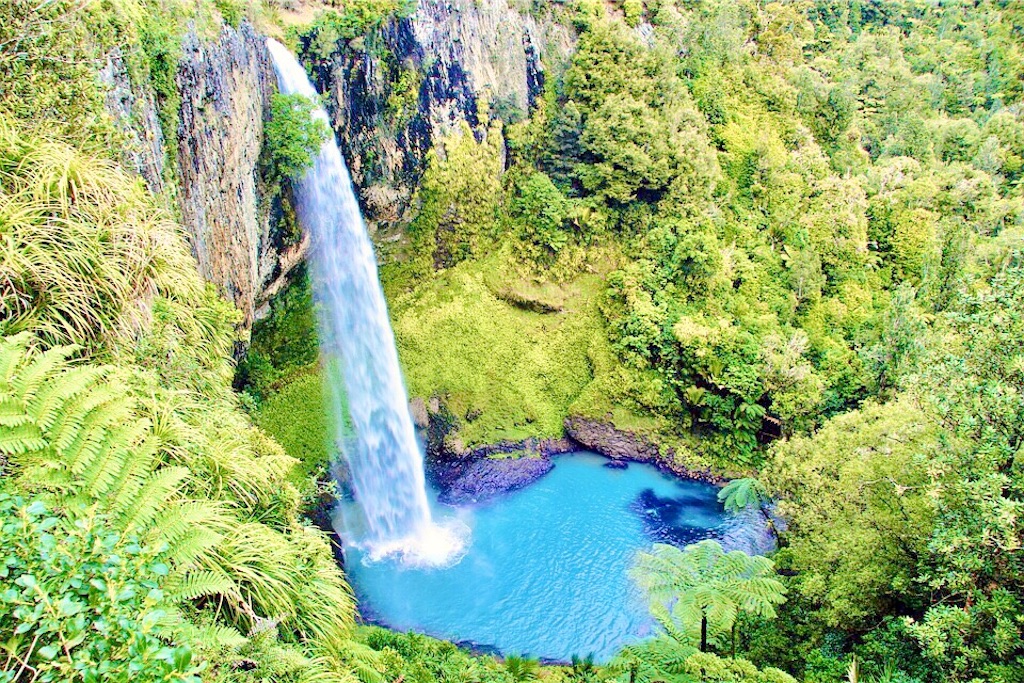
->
[0, 1, 362, 679]
[4, 0, 1024, 681]
[384, 0, 1024, 474]
[368, 0, 1024, 679]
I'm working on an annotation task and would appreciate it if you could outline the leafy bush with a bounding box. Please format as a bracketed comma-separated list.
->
[0, 0, 116, 147]
[238, 268, 320, 399]
[513, 172, 572, 262]
[304, 0, 415, 61]
[409, 123, 504, 271]
[357, 626, 511, 683]
[264, 93, 330, 186]
[0, 494, 201, 683]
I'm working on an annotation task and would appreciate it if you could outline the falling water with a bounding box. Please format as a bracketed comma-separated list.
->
[266, 39, 463, 565]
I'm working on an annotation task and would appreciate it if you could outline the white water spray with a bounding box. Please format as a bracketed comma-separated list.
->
[266, 39, 464, 566]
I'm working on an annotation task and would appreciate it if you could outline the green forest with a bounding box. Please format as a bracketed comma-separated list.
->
[2, 0, 1024, 681]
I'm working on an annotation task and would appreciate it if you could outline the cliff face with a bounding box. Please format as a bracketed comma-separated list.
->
[100, 48, 167, 196]
[305, 0, 574, 229]
[175, 23, 294, 328]
[101, 3, 574, 329]
[101, 21, 307, 330]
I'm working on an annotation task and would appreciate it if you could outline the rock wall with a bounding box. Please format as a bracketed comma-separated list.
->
[100, 21, 309, 331]
[175, 22, 297, 328]
[564, 416, 723, 483]
[305, 0, 575, 229]
[100, 48, 167, 196]
[100, 2, 574, 329]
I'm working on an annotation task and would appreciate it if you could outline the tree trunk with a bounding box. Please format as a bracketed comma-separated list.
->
[760, 506, 780, 540]
[700, 615, 708, 652]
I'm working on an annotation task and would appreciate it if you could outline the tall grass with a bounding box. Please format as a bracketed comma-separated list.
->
[0, 117, 191, 348]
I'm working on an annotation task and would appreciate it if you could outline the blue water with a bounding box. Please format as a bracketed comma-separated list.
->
[340, 452, 740, 662]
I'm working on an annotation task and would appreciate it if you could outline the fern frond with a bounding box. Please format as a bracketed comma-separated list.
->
[166, 569, 240, 603]
[175, 620, 248, 651]
[12, 344, 78, 399]
[112, 462, 187, 529]
[0, 422, 46, 456]
[52, 387, 126, 459]
[0, 396, 31, 427]
[150, 501, 227, 566]
[0, 333, 34, 381]
[27, 365, 104, 430]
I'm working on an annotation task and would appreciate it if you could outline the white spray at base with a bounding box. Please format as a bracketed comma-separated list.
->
[266, 39, 465, 567]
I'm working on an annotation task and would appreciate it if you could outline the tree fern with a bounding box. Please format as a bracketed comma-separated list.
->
[335, 640, 386, 683]
[717, 478, 771, 514]
[609, 637, 696, 683]
[632, 540, 786, 652]
[504, 654, 540, 683]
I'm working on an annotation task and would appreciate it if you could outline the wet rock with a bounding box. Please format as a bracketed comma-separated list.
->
[564, 415, 723, 484]
[438, 456, 554, 505]
[410, 396, 429, 428]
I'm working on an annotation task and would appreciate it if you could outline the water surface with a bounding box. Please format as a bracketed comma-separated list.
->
[341, 452, 743, 661]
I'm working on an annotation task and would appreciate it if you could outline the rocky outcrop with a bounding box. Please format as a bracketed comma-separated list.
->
[175, 22, 304, 328]
[438, 456, 554, 504]
[564, 416, 723, 483]
[98, 22, 306, 332]
[305, 0, 575, 229]
[99, 48, 166, 196]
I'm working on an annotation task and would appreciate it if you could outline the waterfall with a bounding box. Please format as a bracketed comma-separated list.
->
[266, 39, 463, 565]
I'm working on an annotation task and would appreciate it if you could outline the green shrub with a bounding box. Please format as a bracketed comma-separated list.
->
[409, 124, 504, 271]
[305, 0, 415, 61]
[265, 93, 330, 186]
[138, 6, 184, 163]
[513, 172, 572, 263]
[256, 370, 335, 479]
[0, 0, 117, 147]
[357, 626, 509, 683]
[386, 66, 424, 126]
[0, 493, 201, 683]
